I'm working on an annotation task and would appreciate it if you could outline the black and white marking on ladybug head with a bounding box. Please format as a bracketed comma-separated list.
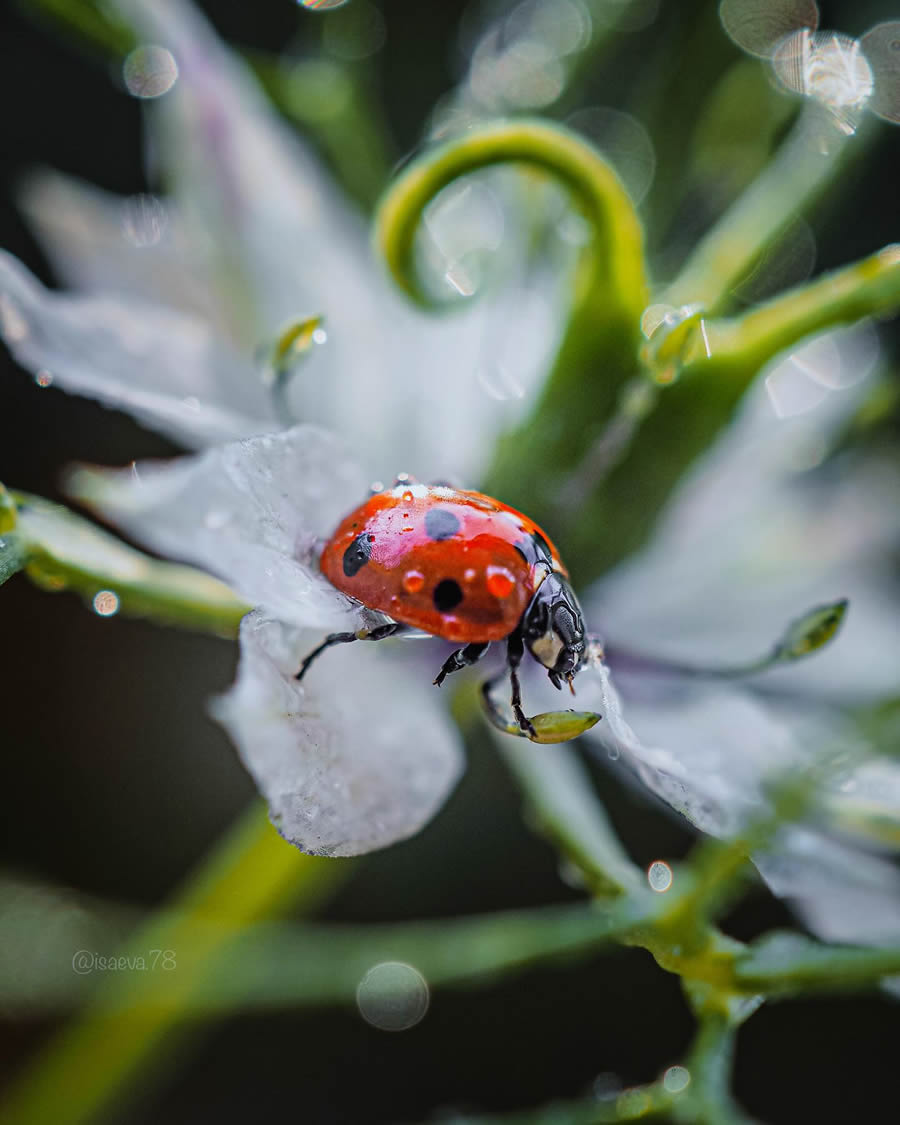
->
[521, 573, 586, 680]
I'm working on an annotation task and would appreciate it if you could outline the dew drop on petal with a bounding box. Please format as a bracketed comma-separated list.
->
[299, 0, 350, 11]
[402, 570, 425, 594]
[92, 590, 119, 617]
[647, 860, 673, 892]
[356, 962, 429, 1031]
[486, 566, 516, 599]
[663, 1065, 691, 1094]
[123, 45, 179, 99]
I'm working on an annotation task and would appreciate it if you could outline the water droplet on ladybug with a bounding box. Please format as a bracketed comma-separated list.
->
[402, 570, 425, 593]
[402, 490, 414, 503]
[463, 568, 477, 584]
[486, 566, 516, 599]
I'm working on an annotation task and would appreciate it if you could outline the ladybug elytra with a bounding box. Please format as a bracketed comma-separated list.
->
[297, 477, 588, 735]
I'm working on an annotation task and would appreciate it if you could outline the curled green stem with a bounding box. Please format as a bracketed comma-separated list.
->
[376, 117, 649, 322]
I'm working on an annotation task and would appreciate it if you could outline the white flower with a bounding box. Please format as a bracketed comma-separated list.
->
[3, 0, 899, 922]
[0, 0, 572, 856]
[575, 329, 900, 944]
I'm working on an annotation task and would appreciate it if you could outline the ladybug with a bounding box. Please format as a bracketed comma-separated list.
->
[297, 477, 587, 735]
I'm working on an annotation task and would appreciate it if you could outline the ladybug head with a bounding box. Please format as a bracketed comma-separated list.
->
[521, 573, 586, 687]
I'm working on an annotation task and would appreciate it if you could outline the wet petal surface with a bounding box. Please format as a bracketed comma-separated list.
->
[0, 253, 274, 448]
[212, 613, 465, 856]
[68, 425, 367, 629]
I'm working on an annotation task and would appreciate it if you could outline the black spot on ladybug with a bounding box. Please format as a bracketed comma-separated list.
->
[343, 534, 372, 577]
[433, 578, 463, 612]
[425, 508, 461, 541]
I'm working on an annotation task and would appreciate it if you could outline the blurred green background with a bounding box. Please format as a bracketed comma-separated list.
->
[0, 1, 898, 1121]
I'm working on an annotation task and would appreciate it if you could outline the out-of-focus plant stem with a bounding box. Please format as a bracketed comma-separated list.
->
[0, 803, 346, 1125]
[663, 109, 862, 312]
[4, 491, 249, 636]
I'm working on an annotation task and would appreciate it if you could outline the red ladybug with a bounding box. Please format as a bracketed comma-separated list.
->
[297, 477, 587, 734]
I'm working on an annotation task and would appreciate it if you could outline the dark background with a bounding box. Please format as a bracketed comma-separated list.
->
[0, 1, 897, 1122]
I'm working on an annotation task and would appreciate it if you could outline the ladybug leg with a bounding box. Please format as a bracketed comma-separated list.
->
[506, 631, 537, 737]
[295, 622, 403, 681]
[433, 642, 490, 687]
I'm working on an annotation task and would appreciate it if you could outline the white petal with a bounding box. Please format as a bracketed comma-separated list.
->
[580, 663, 799, 835]
[588, 325, 900, 701]
[756, 828, 900, 945]
[110, 0, 572, 479]
[0, 252, 274, 448]
[579, 661, 900, 936]
[212, 613, 465, 856]
[19, 170, 226, 331]
[68, 425, 367, 629]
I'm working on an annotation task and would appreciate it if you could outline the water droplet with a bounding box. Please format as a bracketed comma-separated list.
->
[606, 744, 620, 761]
[444, 264, 477, 297]
[369, 480, 385, 494]
[402, 490, 414, 503]
[300, 0, 350, 13]
[773, 29, 874, 133]
[356, 962, 429, 1031]
[34, 370, 53, 388]
[123, 45, 179, 99]
[402, 570, 425, 594]
[312, 327, 328, 345]
[486, 566, 516, 599]
[463, 568, 477, 584]
[663, 1065, 691, 1093]
[92, 590, 119, 617]
[647, 860, 673, 892]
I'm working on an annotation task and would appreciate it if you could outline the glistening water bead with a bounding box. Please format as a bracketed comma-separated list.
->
[356, 962, 429, 1031]
[647, 861, 673, 892]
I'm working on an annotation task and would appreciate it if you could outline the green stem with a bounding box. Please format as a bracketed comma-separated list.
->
[734, 932, 900, 996]
[375, 117, 648, 318]
[0, 803, 345, 1125]
[677, 244, 900, 378]
[9, 491, 249, 637]
[663, 108, 862, 312]
[494, 737, 645, 899]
